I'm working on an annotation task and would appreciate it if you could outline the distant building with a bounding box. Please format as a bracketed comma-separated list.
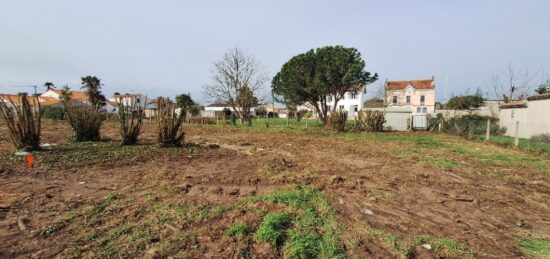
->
[385, 77, 436, 115]
[41, 89, 90, 104]
[499, 94, 550, 138]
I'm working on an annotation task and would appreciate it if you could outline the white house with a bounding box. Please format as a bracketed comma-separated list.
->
[203, 103, 256, 118]
[499, 94, 550, 139]
[109, 93, 149, 107]
[325, 85, 368, 118]
[385, 77, 436, 115]
[41, 89, 90, 104]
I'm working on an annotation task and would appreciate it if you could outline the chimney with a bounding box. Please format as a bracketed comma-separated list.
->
[432, 75, 435, 81]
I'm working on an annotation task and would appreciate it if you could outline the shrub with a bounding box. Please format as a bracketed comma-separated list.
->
[0, 93, 41, 151]
[42, 106, 65, 120]
[355, 110, 385, 132]
[64, 101, 105, 142]
[157, 97, 186, 147]
[326, 110, 347, 132]
[531, 134, 550, 144]
[429, 114, 505, 139]
[117, 100, 144, 145]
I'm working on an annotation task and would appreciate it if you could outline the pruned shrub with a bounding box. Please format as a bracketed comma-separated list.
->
[42, 106, 65, 120]
[429, 114, 505, 139]
[64, 101, 105, 142]
[355, 110, 385, 132]
[531, 134, 550, 144]
[157, 97, 185, 147]
[117, 99, 144, 145]
[326, 110, 348, 132]
[0, 93, 41, 151]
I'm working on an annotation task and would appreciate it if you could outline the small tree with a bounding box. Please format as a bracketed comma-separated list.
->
[326, 110, 348, 132]
[117, 96, 145, 145]
[81, 75, 106, 109]
[204, 46, 267, 122]
[175, 93, 196, 119]
[157, 97, 186, 147]
[64, 101, 105, 142]
[0, 93, 41, 151]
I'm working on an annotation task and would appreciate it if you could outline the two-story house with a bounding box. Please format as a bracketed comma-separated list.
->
[385, 77, 436, 115]
[325, 84, 368, 117]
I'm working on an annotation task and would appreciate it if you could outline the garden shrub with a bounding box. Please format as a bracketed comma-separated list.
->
[42, 106, 65, 120]
[355, 110, 385, 132]
[326, 110, 347, 132]
[64, 101, 105, 142]
[157, 97, 186, 147]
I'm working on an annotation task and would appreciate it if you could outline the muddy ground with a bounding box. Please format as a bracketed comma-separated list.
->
[0, 120, 548, 258]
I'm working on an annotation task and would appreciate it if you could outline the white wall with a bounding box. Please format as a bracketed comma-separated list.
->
[325, 88, 367, 118]
[499, 99, 550, 138]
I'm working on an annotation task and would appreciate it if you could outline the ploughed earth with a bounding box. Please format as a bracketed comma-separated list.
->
[0, 121, 549, 258]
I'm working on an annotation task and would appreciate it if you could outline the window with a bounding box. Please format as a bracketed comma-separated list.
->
[327, 96, 332, 102]
[353, 105, 358, 112]
[327, 105, 331, 111]
[422, 107, 427, 113]
[392, 96, 397, 104]
[420, 95, 425, 104]
[406, 96, 411, 104]
[350, 92, 357, 99]
[417, 107, 422, 113]
[339, 105, 344, 110]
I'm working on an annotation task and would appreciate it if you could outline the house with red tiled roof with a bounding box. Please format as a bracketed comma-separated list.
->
[41, 89, 90, 103]
[385, 76, 436, 115]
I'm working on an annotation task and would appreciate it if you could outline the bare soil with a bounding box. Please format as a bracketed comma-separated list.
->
[0, 120, 549, 258]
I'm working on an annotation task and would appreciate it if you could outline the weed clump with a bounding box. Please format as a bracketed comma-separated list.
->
[354, 110, 385, 132]
[254, 212, 292, 245]
[225, 222, 249, 238]
[0, 93, 42, 151]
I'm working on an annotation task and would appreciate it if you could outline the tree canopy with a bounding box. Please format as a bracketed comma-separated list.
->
[535, 80, 550, 95]
[446, 90, 485, 110]
[81, 76, 106, 109]
[272, 45, 377, 124]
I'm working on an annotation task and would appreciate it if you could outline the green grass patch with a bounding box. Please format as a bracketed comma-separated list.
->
[518, 238, 550, 258]
[225, 222, 250, 238]
[255, 212, 292, 245]
[283, 230, 322, 258]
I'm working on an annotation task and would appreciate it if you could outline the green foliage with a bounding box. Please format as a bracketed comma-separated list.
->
[429, 114, 505, 138]
[175, 93, 195, 109]
[64, 102, 105, 142]
[272, 45, 377, 124]
[327, 110, 348, 131]
[42, 106, 65, 120]
[363, 98, 384, 108]
[446, 91, 485, 110]
[254, 212, 292, 245]
[225, 222, 249, 238]
[283, 231, 322, 258]
[81, 75, 106, 108]
[44, 81, 55, 90]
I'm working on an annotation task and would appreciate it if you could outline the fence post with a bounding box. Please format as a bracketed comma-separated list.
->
[438, 122, 442, 132]
[305, 117, 308, 129]
[514, 121, 520, 147]
[485, 119, 491, 141]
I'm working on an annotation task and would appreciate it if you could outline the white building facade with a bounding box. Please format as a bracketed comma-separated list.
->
[325, 85, 368, 118]
[385, 77, 436, 115]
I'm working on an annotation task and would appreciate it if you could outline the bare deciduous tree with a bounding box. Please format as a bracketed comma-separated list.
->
[490, 62, 544, 102]
[204, 46, 267, 123]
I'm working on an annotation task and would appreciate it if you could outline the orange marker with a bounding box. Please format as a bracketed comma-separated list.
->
[25, 155, 34, 169]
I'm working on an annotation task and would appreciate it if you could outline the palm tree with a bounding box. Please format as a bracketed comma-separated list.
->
[44, 82, 55, 91]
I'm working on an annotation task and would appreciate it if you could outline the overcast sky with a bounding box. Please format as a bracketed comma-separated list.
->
[1, 0, 549, 103]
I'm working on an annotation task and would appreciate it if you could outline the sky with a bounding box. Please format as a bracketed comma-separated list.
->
[1, 0, 549, 103]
